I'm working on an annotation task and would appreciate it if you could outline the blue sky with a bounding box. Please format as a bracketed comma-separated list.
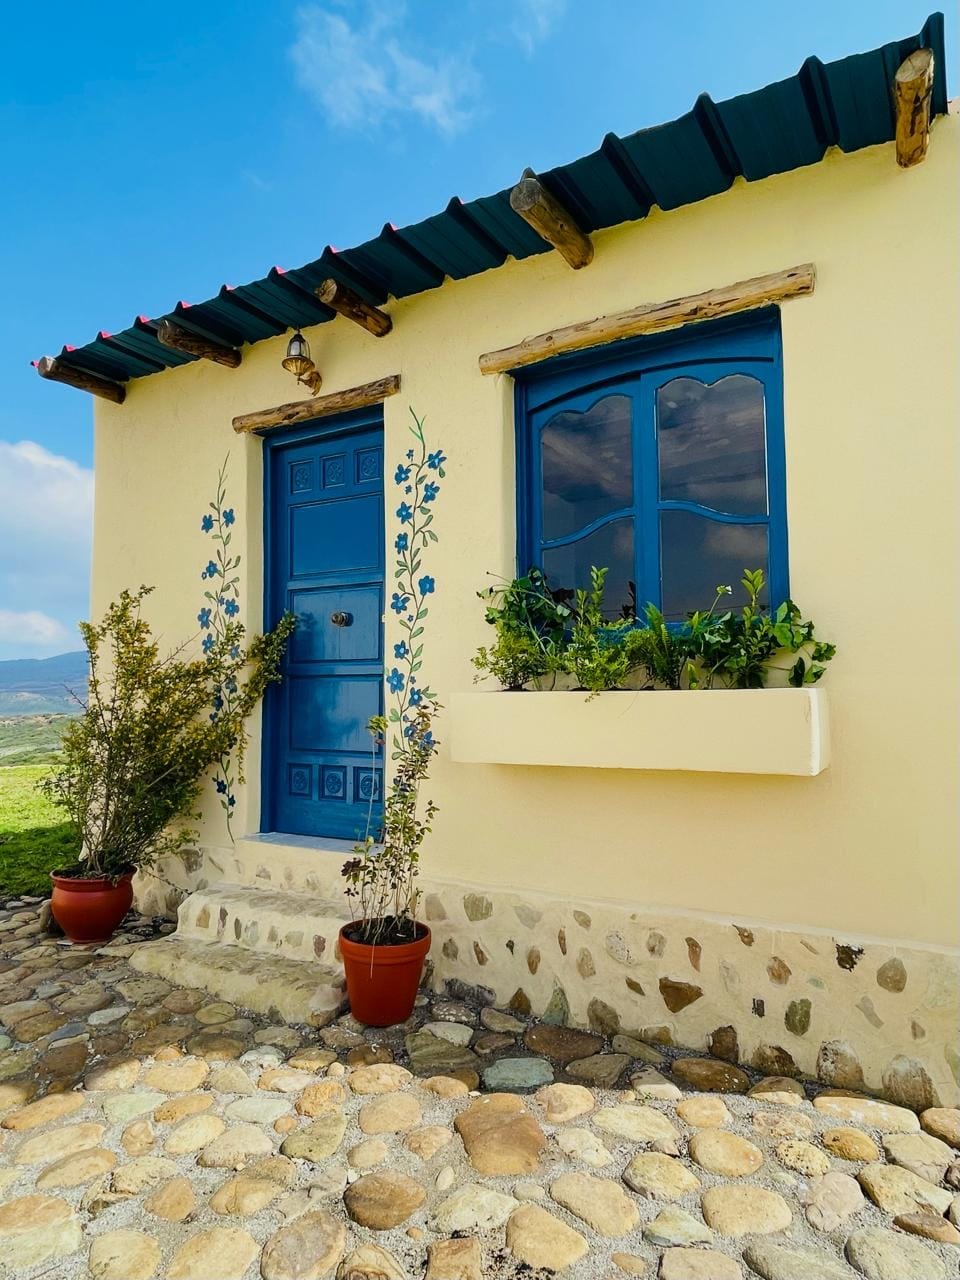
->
[0, 1, 952, 660]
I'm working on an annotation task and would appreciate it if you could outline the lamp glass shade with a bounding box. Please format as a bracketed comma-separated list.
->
[282, 330, 313, 378]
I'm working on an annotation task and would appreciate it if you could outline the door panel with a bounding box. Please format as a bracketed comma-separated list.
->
[264, 418, 384, 840]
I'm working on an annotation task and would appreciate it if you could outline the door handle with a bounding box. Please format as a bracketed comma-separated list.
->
[330, 611, 352, 627]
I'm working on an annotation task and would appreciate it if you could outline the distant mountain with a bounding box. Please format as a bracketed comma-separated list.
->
[0, 651, 87, 717]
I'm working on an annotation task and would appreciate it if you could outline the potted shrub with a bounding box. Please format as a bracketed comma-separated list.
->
[339, 412, 444, 1026]
[42, 586, 293, 943]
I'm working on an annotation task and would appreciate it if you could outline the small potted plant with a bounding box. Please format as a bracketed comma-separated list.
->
[42, 586, 293, 943]
[339, 411, 444, 1026]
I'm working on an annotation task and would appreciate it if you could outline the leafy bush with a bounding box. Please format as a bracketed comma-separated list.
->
[473, 566, 835, 693]
[41, 587, 294, 880]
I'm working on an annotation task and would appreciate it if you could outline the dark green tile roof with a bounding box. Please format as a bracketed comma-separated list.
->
[40, 13, 948, 387]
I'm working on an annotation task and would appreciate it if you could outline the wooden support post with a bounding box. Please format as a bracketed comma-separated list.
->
[478, 264, 816, 375]
[233, 373, 401, 434]
[316, 279, 392, 337]
[156, 318, 242, 367]
[34, 356, 126, 403]
[894, 48, 934, 169]
[509, 170, 594, 269]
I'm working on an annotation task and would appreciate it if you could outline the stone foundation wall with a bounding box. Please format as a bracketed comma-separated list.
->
[135, 844, 960, 1108]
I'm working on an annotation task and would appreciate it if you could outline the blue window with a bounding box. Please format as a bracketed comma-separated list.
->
[515, 311, 787, 620]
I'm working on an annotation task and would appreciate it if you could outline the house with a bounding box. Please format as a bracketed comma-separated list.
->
[37, 16, 959, 1106]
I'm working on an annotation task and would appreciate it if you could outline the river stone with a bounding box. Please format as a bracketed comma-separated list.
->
[481, 1008, 524, 1034]
[144, 1176, 196, 1222]
[111, 1156, 179, 1195]
[921, 1107, 960, 1148]
[2, 1090, 85, 1129]
[689, 1130, 763, 1177]
[0, 1080, 37, 1114]
[359, 1093, 422, 1135]
[677, 1095, 730, 1128]
[775, 1139, 830, 1176]
[340, 1243, 408, 1280]
[623, 1152, 701, 1200]
[748, 1076, 805, 1106]
[224, 1095, 292, 1125]
[36, 1146, 115, 1188]
[167, 1226, 260, 1280]
[102, 1092, 166, 1125]
[550, 1171, 639, 1237]
[556, 1126, 614, 1167]
[594, 1104, 679, 1145]
[0, 1192, 82, 1269]
[482, 1057, 553, 1091]
[198, 1123, 273, 1168]
[282, 1113, 347, 1161]
[506, 1204, 589, 1270]
[164, 1114, 227, 1155]
[858, 1163, 952, 1215]
[349, 1138, 389, 1169]
[141, 1059, 209, 1092]
[297, 1081, 347, 1117]
[405, 1126, 453, 1160]
[154, 1094, 215, 1123]
[536, 1082, 595, 1123]
[894, 1212, 960, 1245]
[422, 1020, 473, 1046]
[425, 1238, 480, 1280]
[455, 1093, 546, 1174]
[523, 1024, 602, 1063]
[610, 1254, 648, 1276]
[821, 1127, 880, 1161]
[812, 1092, 919, 1132]
[208, 1063, 257, 1095]
[845, 1227, 948, 1280]
[752, 1111, 814, 1140]
[15, 1120, 105, 1163]
[420, 1075, 470, 1100]
[660, 1249, 740, 1280]
[344, 1170, 426, 1230]
[882, 1131, 954, 1182]
[630, 1067, 681, 1101]
[800, 1170, 864, 1231]
[566, 1053, 629, 1088]
[85, 1058, 140, 1090]
[432, 1184, 518, 1232]
[744, 1239, 856, 1280]
[210, 1174, 283, 1215]
[701, 1186, 792, 1236]
[405, 1032, 482, 1077]
[258, 1066, 317, 1093]
[122, 1119, 156, 1156]
[349, 1064, 414, 1094]
[88, 1228, 161, 1280]
[672, 1058, 749, 1093]
[643, 1207, 713, 1247]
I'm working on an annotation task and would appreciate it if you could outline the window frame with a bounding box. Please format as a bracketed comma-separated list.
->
[514, 308, 789, 616]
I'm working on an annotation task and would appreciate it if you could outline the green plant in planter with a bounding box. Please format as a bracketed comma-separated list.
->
[562, 566, 636, 694]
[342, 411, 444, 947]
[41, 586, 294, 881]
[473, 567, 572, 690]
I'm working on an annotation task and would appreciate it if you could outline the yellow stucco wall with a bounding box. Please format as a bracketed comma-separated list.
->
[93, 118, 959, 963]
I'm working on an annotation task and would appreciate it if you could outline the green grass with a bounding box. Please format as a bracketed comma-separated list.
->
[0, 765, 79, 896]
[0, 715, 72, 767]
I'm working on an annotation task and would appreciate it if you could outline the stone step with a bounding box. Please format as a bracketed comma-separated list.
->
[178, 882, 350, 965]
[129, 937, 347, 1026]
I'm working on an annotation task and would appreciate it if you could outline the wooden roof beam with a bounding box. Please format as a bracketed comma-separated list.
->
[510, 169, 594, 269]
[34, 356, 126, 403]
[894, 48, 934, 168]
[234, 373, 401, 434]
[316, 279, 392, 337]
[156, 318, 242, 367]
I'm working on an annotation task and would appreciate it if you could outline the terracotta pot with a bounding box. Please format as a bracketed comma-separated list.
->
[49, 868, 135, 944]
[339, 921, 431, 1027]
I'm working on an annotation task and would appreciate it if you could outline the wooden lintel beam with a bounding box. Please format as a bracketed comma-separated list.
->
[34, 356, 126, 403]
[479, 263, 816, 376]
[234, 373, 401, 434]
[894, 48, 934, 169]
[316, 279, 392, 337]
[157, 318, 242, 367]
[510, 170, 594, 269]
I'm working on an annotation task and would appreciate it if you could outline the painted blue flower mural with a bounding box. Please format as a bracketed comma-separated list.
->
[197, 454, 243, 837]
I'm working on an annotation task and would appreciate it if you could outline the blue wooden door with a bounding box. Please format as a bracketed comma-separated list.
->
[263, 414, 384, 839]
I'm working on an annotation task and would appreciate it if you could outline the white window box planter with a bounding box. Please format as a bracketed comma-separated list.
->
[449, 688, 830, 776]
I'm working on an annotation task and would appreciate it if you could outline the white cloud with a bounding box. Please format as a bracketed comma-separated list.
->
[510, 0, 567, 53]
[290, 3, 481, 136]
[0, 441, 93, 658]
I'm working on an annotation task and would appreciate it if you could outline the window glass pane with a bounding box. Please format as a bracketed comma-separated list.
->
[542, 394, 632, 540]
[542, 518, 635, 619]
[657, 375, 767, 515]
[660, 511, 768, 621]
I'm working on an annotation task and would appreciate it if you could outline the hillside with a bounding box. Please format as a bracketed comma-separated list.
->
[0, 650, 87, 717]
